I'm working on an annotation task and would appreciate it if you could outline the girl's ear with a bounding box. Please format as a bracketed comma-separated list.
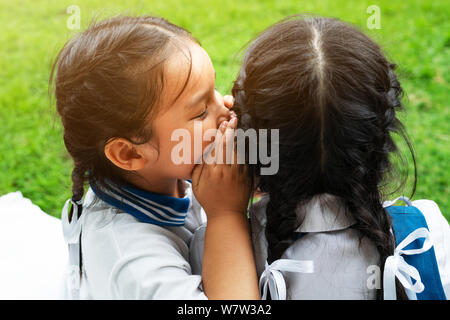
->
[104, 138, 158, 171]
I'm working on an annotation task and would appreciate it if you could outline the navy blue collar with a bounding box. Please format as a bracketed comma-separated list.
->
[89, 180, 191, 227]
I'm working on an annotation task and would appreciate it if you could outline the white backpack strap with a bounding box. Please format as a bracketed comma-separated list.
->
[259, 259, 314, 300]
[61, 198, 83, 300]
[382, 195, 412, 208]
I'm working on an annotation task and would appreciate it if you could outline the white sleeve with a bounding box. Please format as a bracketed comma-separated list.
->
[413, 200, 450, 299]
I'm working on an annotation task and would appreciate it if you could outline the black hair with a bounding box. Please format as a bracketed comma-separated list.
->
[232, 15, 416, 300]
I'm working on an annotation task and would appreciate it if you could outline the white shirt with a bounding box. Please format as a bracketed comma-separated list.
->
[62, 183, 208, 300]
[250, 194, 450, 300]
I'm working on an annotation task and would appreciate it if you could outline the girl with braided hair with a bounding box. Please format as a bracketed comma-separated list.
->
[231, 15, 449, 300]
[51, 15, 259, 299]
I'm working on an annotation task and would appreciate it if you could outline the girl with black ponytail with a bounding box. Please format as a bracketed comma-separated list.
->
[232, 15, 449, 300]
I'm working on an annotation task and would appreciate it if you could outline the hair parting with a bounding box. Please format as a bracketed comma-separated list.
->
[232, 15, 416, 300]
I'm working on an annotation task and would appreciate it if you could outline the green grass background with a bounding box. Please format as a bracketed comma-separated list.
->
[0, 0, 448, 220]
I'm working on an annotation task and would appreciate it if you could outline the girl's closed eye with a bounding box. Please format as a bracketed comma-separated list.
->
[194, 104, 208, 120]
[192, 88, 217, 120]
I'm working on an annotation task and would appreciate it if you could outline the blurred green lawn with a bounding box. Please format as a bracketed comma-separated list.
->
[0, 0, 448, 220]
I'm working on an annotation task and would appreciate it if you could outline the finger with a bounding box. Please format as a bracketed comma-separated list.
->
[191, 163, 201, 182]
[224, 117, 237, 165]
[228, 113, 237, 129]
[223, 95, 234, 109]
[191, 162, 205, 189]
[204, 121, 227, 166]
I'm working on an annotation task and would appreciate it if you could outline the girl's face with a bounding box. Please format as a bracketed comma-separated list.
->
[141, 42, 232, 181]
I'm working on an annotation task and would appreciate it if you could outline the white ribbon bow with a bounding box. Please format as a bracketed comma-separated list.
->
[259, 259, 314, 300]
[383, 227, 433, 300]
[61, 198, 83, 300]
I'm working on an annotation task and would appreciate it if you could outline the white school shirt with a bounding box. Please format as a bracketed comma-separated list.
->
[62, 181, 208, 300]
[249, 194, 450, 300]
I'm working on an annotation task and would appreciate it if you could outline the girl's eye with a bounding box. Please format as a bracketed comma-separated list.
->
[196, 105, 208, 120]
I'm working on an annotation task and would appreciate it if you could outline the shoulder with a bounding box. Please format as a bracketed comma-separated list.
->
[412, 199, 449, 230]
[80, 193, 205, 299]
[249, 195, 270, 274]
[81, 199, 193, 270]
[249, 194, 270, 230]
[81, 186, 194, 256]
[106, 215, 205, 299]
[410, 199, 449, 251]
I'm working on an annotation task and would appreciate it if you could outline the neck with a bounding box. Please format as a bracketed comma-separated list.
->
[126, 174, 184, 198]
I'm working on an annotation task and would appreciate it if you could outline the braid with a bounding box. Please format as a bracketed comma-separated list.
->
[265, 190, 303, 263]
[71, 162, 86, 202]
[68, 162, 87, 221]
[233, 85, 303, 263]
[342, 177, 407, 299]
[231, 16, 416, 299]
[327, 61, 410, 299]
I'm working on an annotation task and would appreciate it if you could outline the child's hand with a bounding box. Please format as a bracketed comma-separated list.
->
[192, 113, 259, 300]
[191, 115, 250, 219]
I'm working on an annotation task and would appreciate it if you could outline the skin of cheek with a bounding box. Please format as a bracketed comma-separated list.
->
[153, 118, 218, 180]
[139, 44, 226, 180]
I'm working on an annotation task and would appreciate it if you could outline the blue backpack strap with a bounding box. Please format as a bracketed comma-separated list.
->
[385, 197, 446, 300]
